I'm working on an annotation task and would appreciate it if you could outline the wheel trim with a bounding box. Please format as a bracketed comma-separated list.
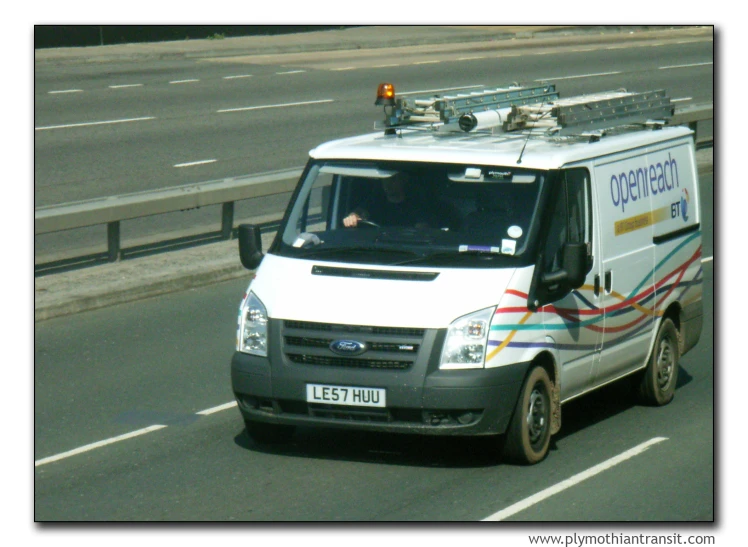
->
[526, 387, 547, 446]
[656, 335, 675, 391]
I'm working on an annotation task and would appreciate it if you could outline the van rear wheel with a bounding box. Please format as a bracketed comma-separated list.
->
[638, 318, 679, 406]
[503, 366, 552, 465]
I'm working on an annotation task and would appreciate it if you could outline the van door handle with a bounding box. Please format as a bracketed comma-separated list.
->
[594, 274, 601, 297]
[604, 270, 612, 293]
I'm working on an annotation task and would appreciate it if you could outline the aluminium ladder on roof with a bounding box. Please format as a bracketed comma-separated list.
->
[503, 89, 675, 135]
[383, 83, 560, 127]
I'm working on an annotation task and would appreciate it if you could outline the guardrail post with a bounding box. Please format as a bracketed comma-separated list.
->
[221, 202, 235, 240]
[107, 221, 120, 262]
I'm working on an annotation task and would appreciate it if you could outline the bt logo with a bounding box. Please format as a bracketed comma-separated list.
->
[670, 189, 690, 222]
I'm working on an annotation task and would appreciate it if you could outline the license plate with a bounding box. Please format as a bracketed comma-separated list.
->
[306, 384, 386, 408]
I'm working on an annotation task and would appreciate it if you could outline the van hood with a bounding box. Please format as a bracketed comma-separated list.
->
[248, 253, 518, 329]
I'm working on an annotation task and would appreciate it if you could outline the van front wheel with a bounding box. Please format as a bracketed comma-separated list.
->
[503, 366, 552, 465]
[638, 318, 679, 406]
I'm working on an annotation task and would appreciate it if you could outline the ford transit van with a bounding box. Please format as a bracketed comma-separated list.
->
[231, 83, 703, 464]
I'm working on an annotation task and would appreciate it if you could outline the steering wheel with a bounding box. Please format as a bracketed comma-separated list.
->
[357, 219, 380, 229]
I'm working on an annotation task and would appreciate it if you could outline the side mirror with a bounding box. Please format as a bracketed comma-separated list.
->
[238, 224, 263, 270]
[561, 242, 587, 289]
[540, 242, 587, 290]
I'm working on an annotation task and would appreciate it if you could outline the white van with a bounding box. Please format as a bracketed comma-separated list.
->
[231, 83, 703, 464]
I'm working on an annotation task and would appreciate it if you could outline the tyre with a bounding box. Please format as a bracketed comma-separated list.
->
[503, 366, 553, 465]
[245, 420, 295, 444]
[638, 318, 679, 406]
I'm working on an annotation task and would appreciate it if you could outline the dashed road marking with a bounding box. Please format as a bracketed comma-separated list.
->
[197, 401, 238, 416]
[659, 61, 713, 70]
[174, 159, 217, 168]
[35, 116, 156, 131]
[217, 99, 333, 113]
[535, 71, 621, 81]
[35, 425, 168, 468]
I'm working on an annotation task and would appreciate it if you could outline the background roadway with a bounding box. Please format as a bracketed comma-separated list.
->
[33, 26, 715, 523]
[34, 26, 713, 259]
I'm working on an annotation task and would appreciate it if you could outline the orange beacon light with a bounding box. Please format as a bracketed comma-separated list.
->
[375, 83, 396, 106]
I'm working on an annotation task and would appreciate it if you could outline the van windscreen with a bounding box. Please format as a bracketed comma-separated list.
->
[275, 160, 547, 268]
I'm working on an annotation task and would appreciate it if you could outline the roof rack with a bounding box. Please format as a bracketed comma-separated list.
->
[504, 89, 675, 135]
[380, 83, 559, 128]
[375, 82, 675, 137]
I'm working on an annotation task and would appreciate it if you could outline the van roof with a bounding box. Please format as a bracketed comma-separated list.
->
[310, 125, 694, 170]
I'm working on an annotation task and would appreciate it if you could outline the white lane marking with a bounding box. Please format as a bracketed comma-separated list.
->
[331, 67, 357, 71]
[483, 437, 668, 521]
[372, 64, 401, 68]
[276, 70, 306, 75]
[169, 79, 200, 84]
[35, 116, 156, 131]
[109, 84, 143, 89]
[223, 74, 253, 80]
[48, 89, 83, 94]
[702, 256, 713, 263]
[659, 61, 713, 70]
[672, 97, 693, 102]
[414, 60, 440, 65]
[196, 401, 238, 416]
[398, 84, 484, 96]
[35, 401, 239, 467]
[35, 425, 168, 468]
[174, 159, 217, 168]
[458, 56, 486, 61]
[217, 99, 333, 113]
[535, 71, 621, 81]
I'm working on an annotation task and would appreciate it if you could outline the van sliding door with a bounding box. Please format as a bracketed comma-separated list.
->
[593, 151, 656, 385]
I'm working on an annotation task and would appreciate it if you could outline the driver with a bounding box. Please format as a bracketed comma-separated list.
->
[343, 174, 437, 229]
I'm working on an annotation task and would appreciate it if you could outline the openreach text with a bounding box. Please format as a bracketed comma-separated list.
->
[528, 533, 716, 546]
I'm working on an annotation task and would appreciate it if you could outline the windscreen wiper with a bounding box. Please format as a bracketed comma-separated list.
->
[392, 246, 504, 266]
[294, 245, 419, 261]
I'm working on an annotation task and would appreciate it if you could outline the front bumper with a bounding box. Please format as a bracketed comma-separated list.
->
[231, 340, 529, 436]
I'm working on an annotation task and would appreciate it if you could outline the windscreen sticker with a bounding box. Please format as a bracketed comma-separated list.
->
[501, 239, 516, 255]
[507, 225, 523, 239]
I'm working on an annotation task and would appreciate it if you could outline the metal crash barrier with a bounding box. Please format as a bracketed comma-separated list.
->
[34, 104, 712, 276]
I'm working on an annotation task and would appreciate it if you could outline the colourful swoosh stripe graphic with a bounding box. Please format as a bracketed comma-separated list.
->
[486, 232, 702, 359]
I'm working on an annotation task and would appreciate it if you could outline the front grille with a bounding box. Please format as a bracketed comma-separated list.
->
[285, 336, 419, 354]
[308, 403, 391, 422]
[282, 320, 426, 371]
[287, 353, 412, 370]
[284, 320, 424, 337]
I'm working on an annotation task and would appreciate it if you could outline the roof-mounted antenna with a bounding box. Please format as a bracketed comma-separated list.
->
[517, 108, 553, 165]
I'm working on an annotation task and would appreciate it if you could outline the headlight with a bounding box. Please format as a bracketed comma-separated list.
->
[439, 307, 495, 369]
[237, 291, 268, 356]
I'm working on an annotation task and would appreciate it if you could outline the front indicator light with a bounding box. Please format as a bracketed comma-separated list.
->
[238, 291, 268, 356]
[439, 307, 495, 370]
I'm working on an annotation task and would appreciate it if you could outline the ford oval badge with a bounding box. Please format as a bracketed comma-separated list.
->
[329, 340, 368, 356]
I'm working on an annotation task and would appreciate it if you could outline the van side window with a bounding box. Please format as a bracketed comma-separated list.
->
[543, 168, 592, 272]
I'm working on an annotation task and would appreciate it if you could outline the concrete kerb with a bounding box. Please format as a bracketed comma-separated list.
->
[34, 149, 713, 323]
